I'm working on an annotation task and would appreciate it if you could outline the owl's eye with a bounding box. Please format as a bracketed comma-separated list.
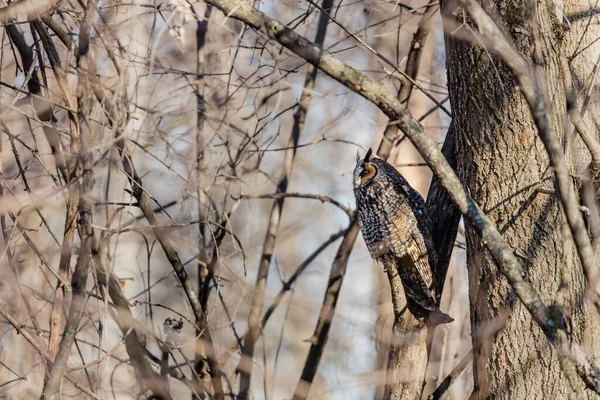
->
[359, 163, 377, 185]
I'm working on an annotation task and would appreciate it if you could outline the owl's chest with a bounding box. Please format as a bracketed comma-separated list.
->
[357, 188, 416, 257]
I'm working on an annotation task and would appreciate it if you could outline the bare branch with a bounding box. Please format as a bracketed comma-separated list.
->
[399, 0, 440, 106]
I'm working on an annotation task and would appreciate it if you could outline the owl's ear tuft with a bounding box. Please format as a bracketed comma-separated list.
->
[356, 150, 361, 163]
[364, 148, 373, 163]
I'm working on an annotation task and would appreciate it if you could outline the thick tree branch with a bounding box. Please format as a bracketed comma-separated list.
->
[399, 0, 439, 106]
[192, 5, 218, 396]
[379, 0, 441, 171]
[384, 263, 429, 400]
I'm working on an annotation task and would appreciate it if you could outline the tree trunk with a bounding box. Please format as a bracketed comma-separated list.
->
[563, 0, 600, 389]
[442, 0, 600, 398]
[563, 0, 600, 139]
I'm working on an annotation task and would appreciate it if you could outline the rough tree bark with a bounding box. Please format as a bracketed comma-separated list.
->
[563, 1, 600, 250]
[442, 0, 600, 398]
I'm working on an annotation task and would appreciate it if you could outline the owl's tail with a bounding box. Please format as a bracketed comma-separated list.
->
[428, 308, 454, 327]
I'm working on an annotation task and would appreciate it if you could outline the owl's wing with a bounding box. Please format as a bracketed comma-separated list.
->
[405, 234, 435, 290]
[396, 249, 437, 313]
[388, 213, 435, 290]
[396, 250, 437, 317]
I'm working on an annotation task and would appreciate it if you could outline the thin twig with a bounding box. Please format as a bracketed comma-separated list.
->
[238, 192, 354, 219]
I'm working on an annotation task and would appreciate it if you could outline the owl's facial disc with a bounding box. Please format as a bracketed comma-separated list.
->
[353, 149, 377, 189]
[358, 163, 377, 187]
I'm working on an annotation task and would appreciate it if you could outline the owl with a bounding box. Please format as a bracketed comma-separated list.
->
[353, 149, 452, 325]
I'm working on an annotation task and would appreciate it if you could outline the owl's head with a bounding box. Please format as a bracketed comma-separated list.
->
[353, 148, 382, 190]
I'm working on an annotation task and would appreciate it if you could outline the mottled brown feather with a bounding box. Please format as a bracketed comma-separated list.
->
[392, 216, 434, 290]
